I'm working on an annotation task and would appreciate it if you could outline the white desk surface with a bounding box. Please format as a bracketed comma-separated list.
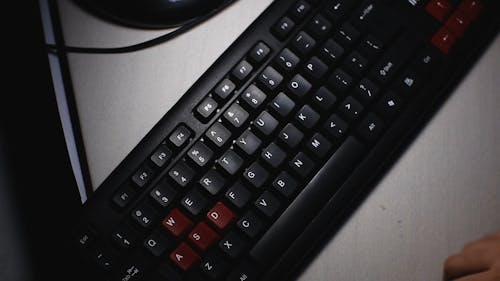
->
[56, 0, 500, 280]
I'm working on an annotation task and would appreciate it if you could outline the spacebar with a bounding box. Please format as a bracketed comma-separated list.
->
[249, 136, 366, 264]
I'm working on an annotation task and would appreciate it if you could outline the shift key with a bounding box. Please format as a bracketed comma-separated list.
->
[369, 34, 421, 85]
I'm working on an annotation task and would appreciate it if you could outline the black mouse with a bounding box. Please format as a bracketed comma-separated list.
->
[77, 0, 229, 29]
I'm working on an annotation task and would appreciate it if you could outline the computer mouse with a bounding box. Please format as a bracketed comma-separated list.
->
[77, 0, 229, 29]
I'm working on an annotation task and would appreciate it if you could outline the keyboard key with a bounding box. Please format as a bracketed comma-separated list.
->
[112, 183, 136, 209]
[162, 208, 193, 237]
[307, 14, 332, 39]
[224, 103, 249, 128]
[445, 9, 469, 37]
[150, 182, 177, 208]
[356, 112, 385, 143]
[288, 74, 312, 99]
[91, 245, 116, 271]
[243, 162, 270, 188]
[318, 39, 344, 64]
[412, 47, 442, 74]
[295, 105, 320, 129]
[235, 130, 262, 156]
[350, 0, 380, 31]
[144, 230, 175, 257]
[207, 202, 236, 230]
[199, 169, 226, 195]
[269, 92, 295, 118]
[169, 124, 192, 148]
[425, 0, 452, 22]
[205, 122, 231, 147]
[343, 51, 368, 76]
[73, 225, 97, 249]
[170, 242, 200, 271]
[187, 141, 214, 167]
[359, 35, 384, 59]
[333, 22, 360, 48]
[289, 152, 315, 178]
[393, 68, 423, 95]
[279, 123, 304, 149]
[131, 164, 154, 188]
[219, 231, 247, 259]
[237, 211, 264, 238]
[324, 0, 356, 21]
[188, 222, 220, 251]
[338, 96, 363, 120]
[306, 133, 332, 158]
[258, 66, 283, 92]
[169, 161, 195, 188]
[196, 96, 218, 122]
[370, 34, 420, 84]
[232, 60, 253, 82]
[131, 204, 157, 228]
[275, 48, 300, 73]
[431, 26, 456, 54]
[292, 31, 316, 56]
[459, 0, 482, 22]
[328, 68, 353, 94]
[375, 91, 403, 120]
[218, 150, 244, 176]
[248, 42, 271, 63]
[255, 191, 281, 218]
[272, 17, 295, 40]
[226, 262, 258, 281]
[181, 188, 209, 216]
[303, 56, 329, 81]
[225, 181, 252, 209]
[240, 85, 267, 110]
[289, 0, 311, 21]
[200, 252, 229, 280]
[111, 224, 137, 250]
[354, 78, 380, 104]
[273, 171, 300, 198]
[261, 142, 287, 169]
[150, 144, 172, 168]
[323, 114, 348, 140]
[311, 87, 336, 111]
[253, 111, 279, 136]
[214, 78, 236, 100]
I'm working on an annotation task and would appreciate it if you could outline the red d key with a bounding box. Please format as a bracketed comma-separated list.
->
[206, 202, 236, 230]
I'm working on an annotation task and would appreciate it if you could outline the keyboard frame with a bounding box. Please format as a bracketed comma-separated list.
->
[72, 0, 500, 280]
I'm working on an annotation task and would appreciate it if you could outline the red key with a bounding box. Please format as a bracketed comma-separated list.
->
[425, 0, 452, 22]
[206, 202, 236, 230]
[431, 27, 457, 54]
[162, 208, 193, 237]
[459, 0, 482, 22]
[170, 242, 200, 271]
[445, 9, 469, 37]
[188, 222, 220, 251]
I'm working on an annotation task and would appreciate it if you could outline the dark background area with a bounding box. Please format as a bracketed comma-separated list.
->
[1, 1, 83, 280]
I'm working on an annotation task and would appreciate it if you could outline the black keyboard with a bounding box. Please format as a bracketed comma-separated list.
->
[71, 0, 499, 280]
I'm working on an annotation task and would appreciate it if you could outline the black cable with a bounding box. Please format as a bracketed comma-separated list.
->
[46, 0, 237, 54]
